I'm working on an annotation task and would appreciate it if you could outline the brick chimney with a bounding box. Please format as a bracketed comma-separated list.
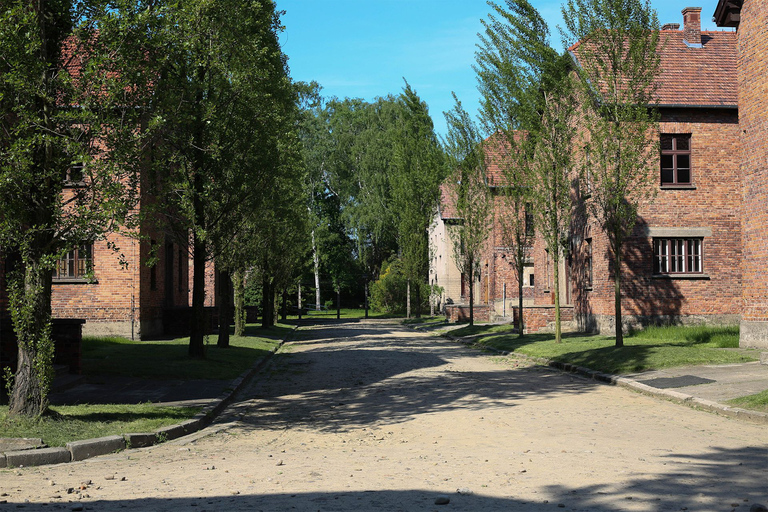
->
[682, 7, 702, 48]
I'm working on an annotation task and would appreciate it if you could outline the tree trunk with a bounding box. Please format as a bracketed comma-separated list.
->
[518, 263, 525, 337]
[414, 280, 422, 318]
[312, 230, 321, 311]
[189, 231, 206, 358]
[233, 269, 245, 336]
[336, 287, 341, 319]
[281, 288, 287, 321]
[468, 257, 475, 326]
[9, 259, 54, 418]
[553, 251, 562, 344]
[614, 243, 624, 347]
[217, 269, 231, 348]
[406, 280, 411, 319]
[261, 274, 273, 329]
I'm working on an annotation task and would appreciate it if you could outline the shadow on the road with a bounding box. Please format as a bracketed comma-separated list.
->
[226, 320, 598, 433]
[17, 460, 768, 512]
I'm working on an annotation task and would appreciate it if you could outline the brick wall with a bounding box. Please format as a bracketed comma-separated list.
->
[573, 108, 742, 333]
[737, 1, 768, 347]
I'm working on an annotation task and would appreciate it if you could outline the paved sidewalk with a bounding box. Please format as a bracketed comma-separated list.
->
[626, 360, 768, 403]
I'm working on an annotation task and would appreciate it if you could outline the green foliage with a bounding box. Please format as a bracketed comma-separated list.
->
[475, 0, 576, 342]
[442, 95, 493, 326]
[0, 0, 155, 416]
[562, 0, 661, 346]
[370, 259, 430, 315]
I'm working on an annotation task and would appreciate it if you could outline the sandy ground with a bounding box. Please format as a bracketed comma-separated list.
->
[1, 319, 767, 512]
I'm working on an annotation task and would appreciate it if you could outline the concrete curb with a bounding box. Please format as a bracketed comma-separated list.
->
[1, 325, 297, 468]
[437, 328, 768, 425]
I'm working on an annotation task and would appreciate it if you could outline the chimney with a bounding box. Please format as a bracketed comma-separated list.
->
[682, 7, 702, 48]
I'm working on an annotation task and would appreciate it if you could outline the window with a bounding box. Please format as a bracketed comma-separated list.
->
[660, 134, 691, 185]
[653, 238, 702, 274]
[54, 245, 93, 280]
[529, 273, 535, 287]
[63, 160, 86, 186]
[524, 204, 535, 237]
[585, 238, 593, 288]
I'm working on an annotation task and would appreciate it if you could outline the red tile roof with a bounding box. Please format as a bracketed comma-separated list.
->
[438, 182, 460, 221]
[570, 28, 736, 107]
[655, 30, 736, 106]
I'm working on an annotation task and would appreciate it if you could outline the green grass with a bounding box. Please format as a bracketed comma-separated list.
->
[402, 315, 447, 325]
[283, 308, 395, 320]
[443, 323, 518, 338]
[0, 403, 200, 447]
[82, 323, 287, 380]
[470, 325, 756, 375]
[727, 390, 768, 413]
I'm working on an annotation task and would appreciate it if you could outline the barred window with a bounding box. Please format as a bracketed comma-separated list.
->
[54, 245, 93, 279]
[653, 238, 702, 274]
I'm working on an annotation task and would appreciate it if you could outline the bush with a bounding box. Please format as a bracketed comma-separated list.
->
[370, 259, 430, 315]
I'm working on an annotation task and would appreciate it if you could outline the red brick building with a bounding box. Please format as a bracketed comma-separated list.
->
[715, 0, 768, 348]
[432, 8, 744, 335]
[570, 9, 742, 334]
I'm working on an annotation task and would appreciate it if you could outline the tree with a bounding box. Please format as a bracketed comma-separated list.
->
[148, 0, 294, 356]
[0, 0, 154, 417]
[475, 0, 571, 338]
[528, 90, 577, 344]
[443, 95, 493, 326]
[562, 0, 661, 346]
[390, 82, 446, 318]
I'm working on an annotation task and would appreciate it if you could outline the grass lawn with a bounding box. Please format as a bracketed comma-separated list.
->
[461, 324, 758, 375]
[293, 308, 395, 320]
[81, 323, 288, 380]
[402, 315, 447, 326]
[0, 403, 200, 447]
[727, 390, 768, 413]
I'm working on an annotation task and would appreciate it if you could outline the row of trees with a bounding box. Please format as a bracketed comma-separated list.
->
[444, 0, 661, 341]
[298, 82, 446, 318]
[1, 0, 303, 417]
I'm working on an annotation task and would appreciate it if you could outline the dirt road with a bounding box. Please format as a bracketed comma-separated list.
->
[2, 319, 766, 511]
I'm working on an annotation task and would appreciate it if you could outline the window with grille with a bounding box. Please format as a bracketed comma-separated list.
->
[660, 134, 691, 185]
[54, 245, 93, 279]
[653, 238, 702, 274]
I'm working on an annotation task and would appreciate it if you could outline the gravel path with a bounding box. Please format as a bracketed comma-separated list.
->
[2, 319, 767, 511]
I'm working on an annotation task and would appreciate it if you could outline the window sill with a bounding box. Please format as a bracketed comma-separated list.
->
[660, 184, 696, 190]
[52, 278, 98, 284]
[583, 287, 593, 291]
[652, 273, 709, 280]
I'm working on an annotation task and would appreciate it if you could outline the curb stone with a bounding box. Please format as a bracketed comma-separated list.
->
[433, 326, 768, 425]
[1, 325, 297, 468]
[67, 435, 125, 462]
[5, 447, 71, 467]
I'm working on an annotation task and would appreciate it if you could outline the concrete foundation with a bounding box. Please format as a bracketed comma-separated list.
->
[740, 321, 768, 349]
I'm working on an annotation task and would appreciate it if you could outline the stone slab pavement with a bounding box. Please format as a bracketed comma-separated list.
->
[626, 360, 768, 403]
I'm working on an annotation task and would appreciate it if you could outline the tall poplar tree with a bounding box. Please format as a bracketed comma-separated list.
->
[562, 0, 661, 346]
[443, 95, 493, 327]
[391, 82, 445, 318]
[475, 0, 573, 340]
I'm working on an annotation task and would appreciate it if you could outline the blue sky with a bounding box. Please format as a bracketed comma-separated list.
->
[276, 0, 728, 139]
